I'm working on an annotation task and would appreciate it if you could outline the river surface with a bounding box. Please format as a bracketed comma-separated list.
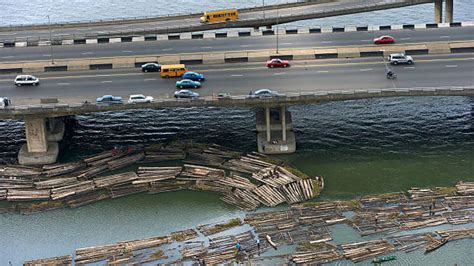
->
[1, 0, 474, 264]
[0, 0, 473, 26]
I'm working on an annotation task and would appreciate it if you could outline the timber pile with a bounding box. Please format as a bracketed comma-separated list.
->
[341, 239, 395, 262]
[391, 233, 431, 253]
[360, 192, 407, 207]
[445, 195, 474, 211]
[24, 255, 72, 266]
[197, 218, 242, 236]
[6, 189, 50, 201]
[0, 178, 34, 189]
[456, 181, 474, 195]
[93, 171, 138, 188]
[443, 209, 473, 225]
[437, 228, 474, 240]
[134, 167, 181, 184]
[144, 146, 186, 162]
[292, 203, 346, 226]
[280, 179, 315, 204]
[251, 166, 300, 187]
[41, 162, 85, 178]
[0, 189, 6, 200]
[221, 188, 261, 210]
[179, 164, 225, 180]
[403, 216, 448, 230]
[292, 242, 342, 265]
[204, 230, 255, 264]
[148, 180, 191, 193]
[408, 187, 455, 200]
[253, 185, 287, 207]
[75, 243, 127, 264]
[171, 229, 199, 242]
[107, 152, 145, 170]
[215, 175, 257, 190]
[181, 241, 206, 258]
[352, 208, 401, 236]
[17, 201, 65, 214]
[50, 181, 95, 200]
[66, 190, 110, 208]
[0, 165, 42, 178]
[109, 183, 149, 199]
[119, 235, 171, 251]
[34, 177, 78, 189]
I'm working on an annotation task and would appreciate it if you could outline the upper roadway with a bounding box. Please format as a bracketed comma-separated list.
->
[1, 27, 473, 62]
[1, 53, 472, 106]
[0, 0, 433, 41]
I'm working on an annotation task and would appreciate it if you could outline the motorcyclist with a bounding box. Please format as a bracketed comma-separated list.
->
[386, 70, 395, 79]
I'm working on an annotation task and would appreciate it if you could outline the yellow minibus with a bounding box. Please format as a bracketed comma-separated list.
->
[160, 64, 187, 78]
[200, 9, 238, 24]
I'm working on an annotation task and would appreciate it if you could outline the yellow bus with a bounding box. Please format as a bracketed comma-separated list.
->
[160, 64, 187, 78]
[200, 9, 238, 24]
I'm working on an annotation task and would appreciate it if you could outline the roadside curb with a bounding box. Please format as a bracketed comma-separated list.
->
[0, 41, 473, 74]
[0, 22, 472, 49]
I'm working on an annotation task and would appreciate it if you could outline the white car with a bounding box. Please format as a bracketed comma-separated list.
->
[388, 53, 414, 65]
[128, 94, 154, 103]
[14, 75, 40, 86]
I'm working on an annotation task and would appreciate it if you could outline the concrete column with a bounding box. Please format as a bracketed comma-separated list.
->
[281, 106, 287, 142]
[25, 117, 48, 152]
[434, 0, 443, 23]
[265, 107, 271, 142]
[445, 0, 453, 23]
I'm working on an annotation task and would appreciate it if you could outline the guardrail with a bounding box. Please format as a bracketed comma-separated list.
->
[1, 86, 473, 119]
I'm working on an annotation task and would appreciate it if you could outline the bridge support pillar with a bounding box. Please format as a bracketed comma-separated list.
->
[445, 0, 453, 23]
[434, 0, 443, 23]
[18, 117, 60, 165]
[256, 107, 295, 154]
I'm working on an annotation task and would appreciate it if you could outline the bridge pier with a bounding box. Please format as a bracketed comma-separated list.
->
[445, 0, 453, 23]
[18, 117, 64, 165]
[434, 0, 443, 23]
[256, 107, 296, 154]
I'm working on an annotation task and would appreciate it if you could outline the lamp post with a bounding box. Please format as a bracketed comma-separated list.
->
[46, 12, 55, 65]
[276, 5, 280, 54]
[262, 0, 266, 21]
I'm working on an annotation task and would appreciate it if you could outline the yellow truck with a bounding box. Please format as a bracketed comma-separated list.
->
[200, 9, 238, 23]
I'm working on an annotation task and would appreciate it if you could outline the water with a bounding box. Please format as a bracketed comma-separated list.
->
[0, 0, 473, 26]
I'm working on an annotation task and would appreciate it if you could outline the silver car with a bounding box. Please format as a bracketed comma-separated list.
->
[14, 75, 40, 86]
[388, 53, 414, 65]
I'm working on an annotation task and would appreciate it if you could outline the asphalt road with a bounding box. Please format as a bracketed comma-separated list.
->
[1, 27, 473, 62]
[0, 0, 425, 40]
[1, 53, 472, 104]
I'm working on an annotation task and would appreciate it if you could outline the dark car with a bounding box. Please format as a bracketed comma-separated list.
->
[174, 90, 199, 99]
[182, 71, 205, 81]
[96, 95, 123, 104]
[266, 58, 290, 68]
[373, 35, 395, 44]
[176, 79, 201, 89]
[141, 63, 161, 72]
[251, 89, 283, 98]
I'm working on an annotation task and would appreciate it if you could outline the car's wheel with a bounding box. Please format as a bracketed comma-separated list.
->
[17, 84, 21, 87]
[180, 86, 183, 89]
[270, 65, 274, 68]
[407, 60, 413, 65]
[194, 86, 197, 88]
[33, 83, 38, 86]
[283, 64, 288, 68]
[144, 69, 148, 73]
[393, 61, 398, 65]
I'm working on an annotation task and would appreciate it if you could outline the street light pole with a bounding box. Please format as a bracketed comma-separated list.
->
[276, 5, 279, 54]
[46, 13, 55, 65]
[262, 0, 266, 21]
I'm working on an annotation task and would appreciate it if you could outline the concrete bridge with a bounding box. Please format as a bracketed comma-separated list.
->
[2, 86, 472, 165]
[0, 0, 455, 42]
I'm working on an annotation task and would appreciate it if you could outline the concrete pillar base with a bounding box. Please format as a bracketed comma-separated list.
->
[47, 119, 65, 142]
[257, 131, 296, 154]
[18, 142, 59, 165]
[255, 109, 293, 131]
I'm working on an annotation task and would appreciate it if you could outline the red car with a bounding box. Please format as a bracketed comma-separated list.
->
[373, 35, 396, 44]
[266, 58, 290, 68]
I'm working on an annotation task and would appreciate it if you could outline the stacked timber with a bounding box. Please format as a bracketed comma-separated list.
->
[408, 187, 455, 200]
[391, 233, 431, 253]
[24, 255, 72, 266]
[443, 209, 473, 225]
[179, 164, 225, 180]
[75, 164, 109, 181]
[120, 235, 171, 251]
[292, 203, 346, 226]
[437, 228, 474, 240]
[341, 239, 395, 262]
[107, 152, 145, 170]
[0, 189, 6, 200]
[144, 146, 186, 162]
[134, 167, 181, 184]
[17, 201, 65, 214]
[221, 188, 261, 210]
[0, 178, 34, 189]
[292, 242, 342, 265]
[170, 229, 198, 241]
[34, 177, 78, 189]
[50, 181, 95, 200]
[109, 183, 149, 198]
[93, 171, 138, 188]
[455, 181, 474, 195]
[0, 165, 42, 178]
[215, 175, 257, 190]
[197, 218, 242, 236]
[253, 185, 286, 207]
[41, 162, 85, 178]
[403, 216, 448, 230]
[6, 189, 50, 201]
[66, 190, 110, 208]
[250, 166, 299, 187]
[360, 192, 407, 207]
[445, 195, 474, 211]
[75, 243, 127, 264]
[205, 230, 254, 264]
[181, 241, 206, 258]
[148, 180, 191, 193]
[82, 149, 127, 165]
[281, 179, 315, 204]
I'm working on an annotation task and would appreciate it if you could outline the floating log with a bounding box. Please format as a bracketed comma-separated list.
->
[197, 218, 242, 236]
[0, 165, 42, 178]
[342, 239, 395, 262]
[455, 181, 474, 195]
[109, 183, 149, 199]
[6, 188, 51, 201]
[75, 243, 126, 264]
[50, 181, 95, 200]
[170, 229, 198, 242]
[221, 188, 261, 210]
[119, 235, 171, 251]
[134, 166, 181, 184]
[266, 235, 278, 249]
[252, 185, 286, 207]
[66, 190, 110, 208]
[107, 152, 145, 170]
[24, 255, 72, 266]
[34, 177, 78, 189]
[180, 164, 225, 180]
[93, 171, 138, 188]
[0, 178, 34, 189]
[41, 161, 85, 178]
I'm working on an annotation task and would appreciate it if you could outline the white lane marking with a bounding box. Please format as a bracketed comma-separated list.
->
[42, 54, 51, 57]
[122, 50, 133, 53]
[320, 41, 333, 44]
[317, 70, 329, 73]
[360, 40, 371, 42]
[439, 36, 451, 38]
[273, 72, 286, 75]
[404, 66, 415, 69]
[446, 65, 458, 68]
[231, 74, 243, 77]
[1, 56, 14, 59]
[201, 46, 213, 49]
[400, 37, 411, 40]
[359, 68, 373, 72]
[57, 83, 70, 86]
[101, 80, 113, 83]
[240, 44, 252, 47]
[144, 78, 157, 81]
[280, 42, 293, 45]
[82, 52, 93, 55]
[162, 48, 173, 51]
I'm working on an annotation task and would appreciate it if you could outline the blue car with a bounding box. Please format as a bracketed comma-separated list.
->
[174, 90, 199, 99]
[182, 71, 205, 81]
[96, 95, 123, 104]
[176, 79, 201, 89]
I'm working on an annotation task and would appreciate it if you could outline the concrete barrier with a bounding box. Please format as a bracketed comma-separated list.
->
[86, 39, 98, 44]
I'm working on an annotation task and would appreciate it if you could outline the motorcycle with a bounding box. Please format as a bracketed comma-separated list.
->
[386, 71, 397, 79]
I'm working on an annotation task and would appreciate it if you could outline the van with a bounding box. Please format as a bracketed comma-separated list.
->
[160, 64, 187, 78]
[200, 9, 238, 24]
[14, 75, 40, 86]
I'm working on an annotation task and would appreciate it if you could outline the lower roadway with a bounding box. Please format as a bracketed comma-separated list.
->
[0, 53, 472, 105]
